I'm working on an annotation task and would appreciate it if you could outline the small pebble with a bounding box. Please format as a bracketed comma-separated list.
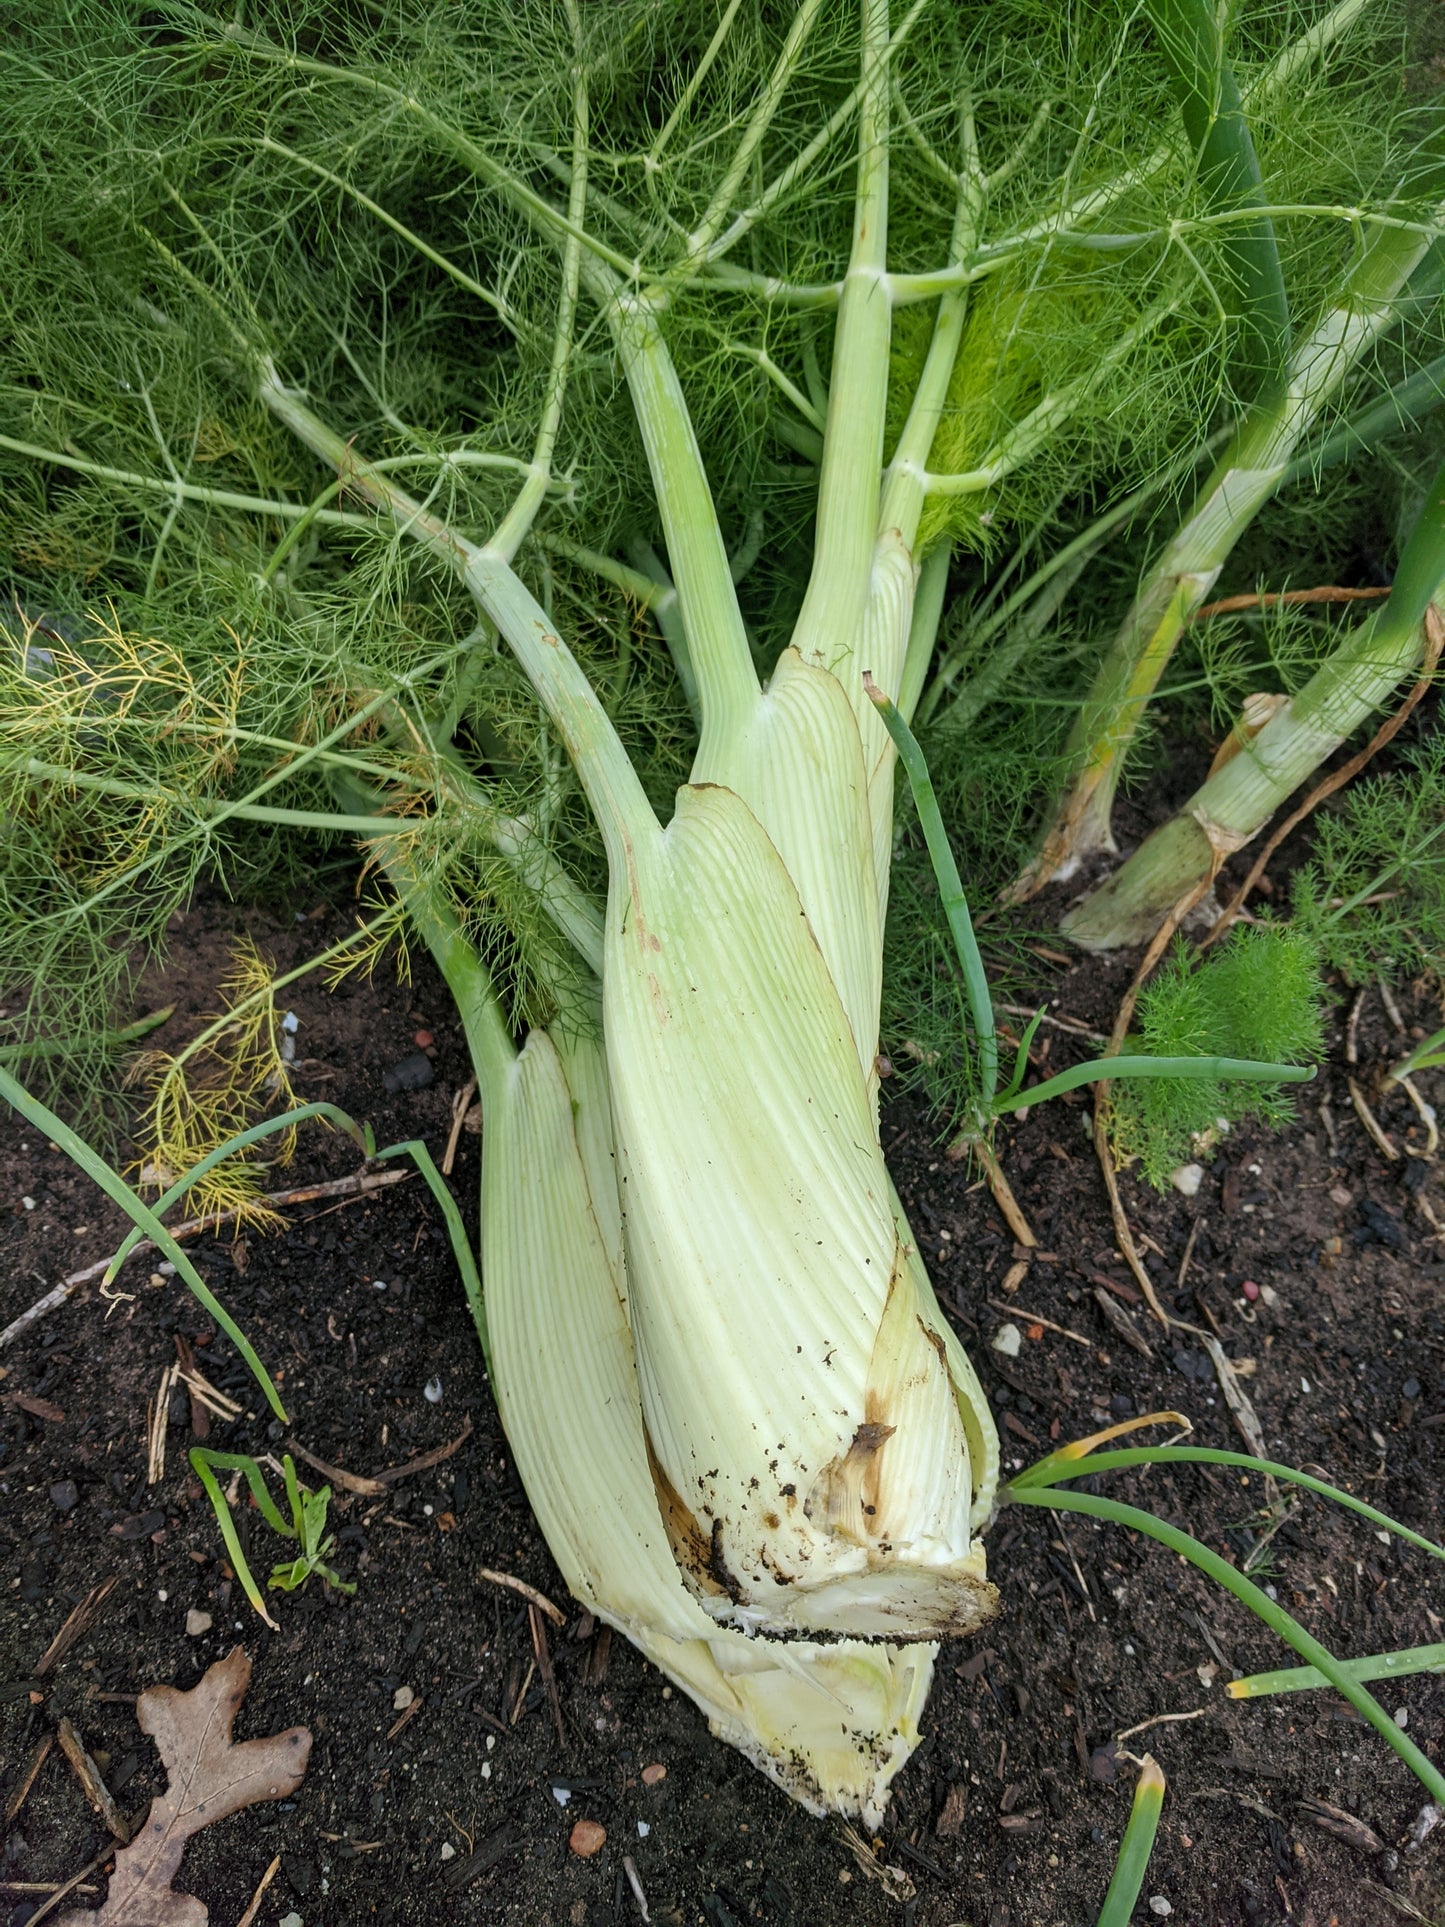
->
[1241, 1279, 1260, 1302]
[414, 1029, 434, 1048]
[991, 1323, 1022, 1359]
[185, 1609, 213, 1637]
[392, 1685, 415, 1712]
[424, 1376, 444, 1404]
[1396, 1707, 1410, 1730]
[569, 1819, 606, 1858]
[1403, 1377, 1422, 1400]
[49, 1480, 78, 1511]
[641, 1763, 666, 1787]
[279, 1916, 302, 1927]
[383, 1050, 434, 1094]
[1149, 1899, 1173, 1918]
[1170, 1163, 1204, 1198]
[440, 1842, 455, 1861]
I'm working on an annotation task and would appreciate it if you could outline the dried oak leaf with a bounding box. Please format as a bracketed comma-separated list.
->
[60, 1647, 310, 1927]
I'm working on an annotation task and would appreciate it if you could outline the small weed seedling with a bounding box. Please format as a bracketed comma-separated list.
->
[191, 1447, 354, 1630]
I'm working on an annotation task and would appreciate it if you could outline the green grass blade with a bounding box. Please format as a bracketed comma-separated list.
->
[1145, 0, 1290, 391]
[0, 1005, 175, 1065]
[107, 1101, 376, 1274]
[863, 675, 998, 1110]
[1097, 1756, 1167, 1927]
[992, 1053, 1314, 1114]
[1010, 1444, 1445, 1568]
[1230, 1640, 1445, 1700]
[1005, 1483, 1445, 1806]
[374, 1137, 487, 1366]
[0, 1065, 286, 1422]
[190, 1446, 295, 1538]
[189, 1447, 278, 1630]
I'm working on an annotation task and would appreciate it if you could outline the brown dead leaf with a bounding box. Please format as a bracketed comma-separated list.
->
[58, 1648, 310, 1927]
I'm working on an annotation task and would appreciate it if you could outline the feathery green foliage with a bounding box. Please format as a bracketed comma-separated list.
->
[1111, 924, 1327, 1185]
[0, 0, 1437, 1124]
[1291, 725, 1445, 985]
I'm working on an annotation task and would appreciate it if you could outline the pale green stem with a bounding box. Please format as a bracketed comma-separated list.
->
[1029, 204, 1445, 886]
[701, 0, 929, 270]
[723, 340, 826, 432]
[596, 278, 758, 754]
[0, 434, 370, 528]
[878, 173, 983, 549]
[374, 850, 518, 1116]
[1063, 595, 1445, 949]
[489, 7, 589, 561]
[259, 365, 657, 874]
[896, 540, 952, 725]
[681, 0, 827, 270]
[791, 0, 893, 686]
[919, 296, 1183, 498]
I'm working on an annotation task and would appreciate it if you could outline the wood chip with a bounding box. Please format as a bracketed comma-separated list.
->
[935, 1784, 968, 1838]
[36, 1578, 119, 1678]
[1092, 1287, 1154, 1358]
[1300, 1799, 1386, 1856]
[2, 1391, 65, 1422]
[443, 1827, 515, 1890]
[3, 1733, 54, 1826]
[56, 1717, 131, 1843]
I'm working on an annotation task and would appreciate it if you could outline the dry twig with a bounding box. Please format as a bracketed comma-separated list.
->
[0, 1165, 411, 1351]
[477, 1566, 565, 1626]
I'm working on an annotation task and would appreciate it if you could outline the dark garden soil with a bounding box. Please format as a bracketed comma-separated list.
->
[2, 883, 1444, 1927]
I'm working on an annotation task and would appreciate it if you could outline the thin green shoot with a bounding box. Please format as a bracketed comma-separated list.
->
[1002, 1481, 1445, 1806]
[1096, 1755, 1167, 1927]
[992, 1051, 1314, 1115]
[1011, 1443, 1445, 1570]
[374, 1136, 487, 1367]
[1387, 1024, 1445, 1083]
[190, 1447, 353, 1631]
[0, 1005, 174, 1065]
[866, 681, 1314, 1128]
[865, 673, 998, 1112]
[0, 1064, 285, 1423]
[1229, 1641, 1445, 1700]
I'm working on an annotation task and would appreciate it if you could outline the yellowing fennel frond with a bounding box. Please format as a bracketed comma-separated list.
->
[484, 1021, 936, 1826]
[604, 781, 998, 1641]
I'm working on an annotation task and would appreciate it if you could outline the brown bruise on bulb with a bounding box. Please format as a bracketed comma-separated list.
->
[640, 1240, 1001, 1643]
